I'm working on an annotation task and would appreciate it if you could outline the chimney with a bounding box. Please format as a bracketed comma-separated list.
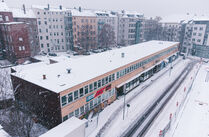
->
[23, 4, 26, 14]
[59, 5, 62, 10]
[67, 68, 71, 74]
[43, 75, 46, 80]
[79, 6, 82, 12]
[47, 4, 50, 10]
[121, 53, 125, 58]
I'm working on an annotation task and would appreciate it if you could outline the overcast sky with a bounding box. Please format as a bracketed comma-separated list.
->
[5, 0, 209, 18]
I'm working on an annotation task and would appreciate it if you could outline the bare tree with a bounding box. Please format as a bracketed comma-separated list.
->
[98, 24, 115, 48]
[77, 24, 97, 52]
[2, 105, 34, 137]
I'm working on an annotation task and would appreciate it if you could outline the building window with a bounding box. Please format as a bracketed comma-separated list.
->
[102, 78, 105, 86]
[90, 100, 93, 109]
[94, 82, 97, 90]
[38, 21, 41, 25]
[22, 46, 25, 50]
[85, 103, 89, 112]
[68, 93, 73, 103]
[75, 109, 79, 117]
[89, 84, 93, 92]
[5, 16, 9, 21]
[0, 15, 3, 21]
[109, 75, 112, 83]
[98, 80, 101, 88]
[19, 46, 22, 51]
[98, 96, 101, 104]
[41, 44, 44, 48]
[69, 112, 74, 118]
[79, 88, 84, 97]
[40, 36, 43, 40]
[63, 115, 68, 121]
[61, 96, 67, 106]
[19, 37, 23, 41]
[105, 77, 108, 84]
[74, 90, 78, 100]
[85, 86, 88, 94]
[80, 106, 84, 115]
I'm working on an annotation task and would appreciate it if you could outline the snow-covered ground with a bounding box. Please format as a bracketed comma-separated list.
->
[165, 62, 209, 137]
[144, 58, 201, 137]
[86, 57, 193, 137]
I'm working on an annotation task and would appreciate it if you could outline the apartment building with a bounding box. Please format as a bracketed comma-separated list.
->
[117, 10, 144, 46]
[32, 5, 73, 53]
[94, 10, 118, 47]
[0, 1, 31, 63]
[70, 8, 97, 51]
[11, 6, 40, 57]
[182, 19, 209, 56]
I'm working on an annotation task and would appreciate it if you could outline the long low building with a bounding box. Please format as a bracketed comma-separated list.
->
[11, 40, 179, 128]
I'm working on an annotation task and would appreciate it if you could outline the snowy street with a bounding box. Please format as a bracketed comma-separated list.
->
[86, 58, 196, 137]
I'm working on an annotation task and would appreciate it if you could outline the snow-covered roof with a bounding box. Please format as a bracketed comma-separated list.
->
[39, 117, 86, 137]
[11, 40, 179, 93]
[70, 8, 96, 17]
[0, 22, 24, 25]
[161, 14, 209, 24]
[94, 10, 117, 17]
[11, 8, 36, 18]
[32, 5, 70, 12]
[0, 124, 10, 137]
[0, 1, 10, 12]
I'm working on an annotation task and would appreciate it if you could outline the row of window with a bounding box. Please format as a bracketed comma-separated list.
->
[61, 73, 115, 107]
[37, 11, 71, 16]
[63, 89, 115, 121]
[116, 46, 177, 80]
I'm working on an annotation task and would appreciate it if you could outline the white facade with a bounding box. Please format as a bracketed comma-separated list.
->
[95, 10, 118, 46]
[117, 11, 144, 46]
[32, 5, 73, 53]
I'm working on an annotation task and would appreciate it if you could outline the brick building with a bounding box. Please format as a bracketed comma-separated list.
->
[11, 40, 179, 128]
[12, 6, 40, 57]
[0, 22, 30, 63]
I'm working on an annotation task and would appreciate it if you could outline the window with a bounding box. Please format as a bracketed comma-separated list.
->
[61, 96, 67, 106]
[105, 77, 108, 84]
[89, 84, 93, 92]
[40, 36, 43, 40]
[5, 16, 9, 21]
[109, 75, 112, 82]
[80, 106, 84, 115]
[63, 115, 68, 121]
[69, 112, 74, 118]
[117, 72, 119, 79]
[112, 74, 115, 81]
[75, 109, 79, 117]
[74, 90, 78, 100]
[98, 80, 101, 88]
[102, 78, 105, 86]
[85, 103, 89, 112]
[19, 37, 23, 41]
[68, 93, 73, 103]
[90, 100, 93, 109]
[79, 88, 84, 97]
[38, 21, 41, 25]
[18, 46, 22, 51]
[22, 46, 25, 50]
[94, 82, 97, 90]
[46, 36, 49, 40]
[98, 96, 101, 104]
[0, 15, 3, 21]
[94, 98, 97, 106]
[41, 44, 44, 48]
[85, 86, 88, 94]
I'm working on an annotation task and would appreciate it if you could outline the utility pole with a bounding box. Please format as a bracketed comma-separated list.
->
[123, 84, 126, 120]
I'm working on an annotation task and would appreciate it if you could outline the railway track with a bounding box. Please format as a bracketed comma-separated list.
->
[121, 61, 197, 137]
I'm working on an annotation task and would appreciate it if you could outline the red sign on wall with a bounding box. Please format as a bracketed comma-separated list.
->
[94, 84, 111, 98]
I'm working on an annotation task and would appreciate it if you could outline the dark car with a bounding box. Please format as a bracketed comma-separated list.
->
[83, 52, 91, 55]
[92, 49, 100, 53]
[48, 53, 57, 56]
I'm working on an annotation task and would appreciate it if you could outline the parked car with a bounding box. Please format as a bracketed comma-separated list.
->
[73, 51, 79, 56]
[48, 53, 57, 56]
[83, 52, 91, 55]
[92, 49, 100, 53]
